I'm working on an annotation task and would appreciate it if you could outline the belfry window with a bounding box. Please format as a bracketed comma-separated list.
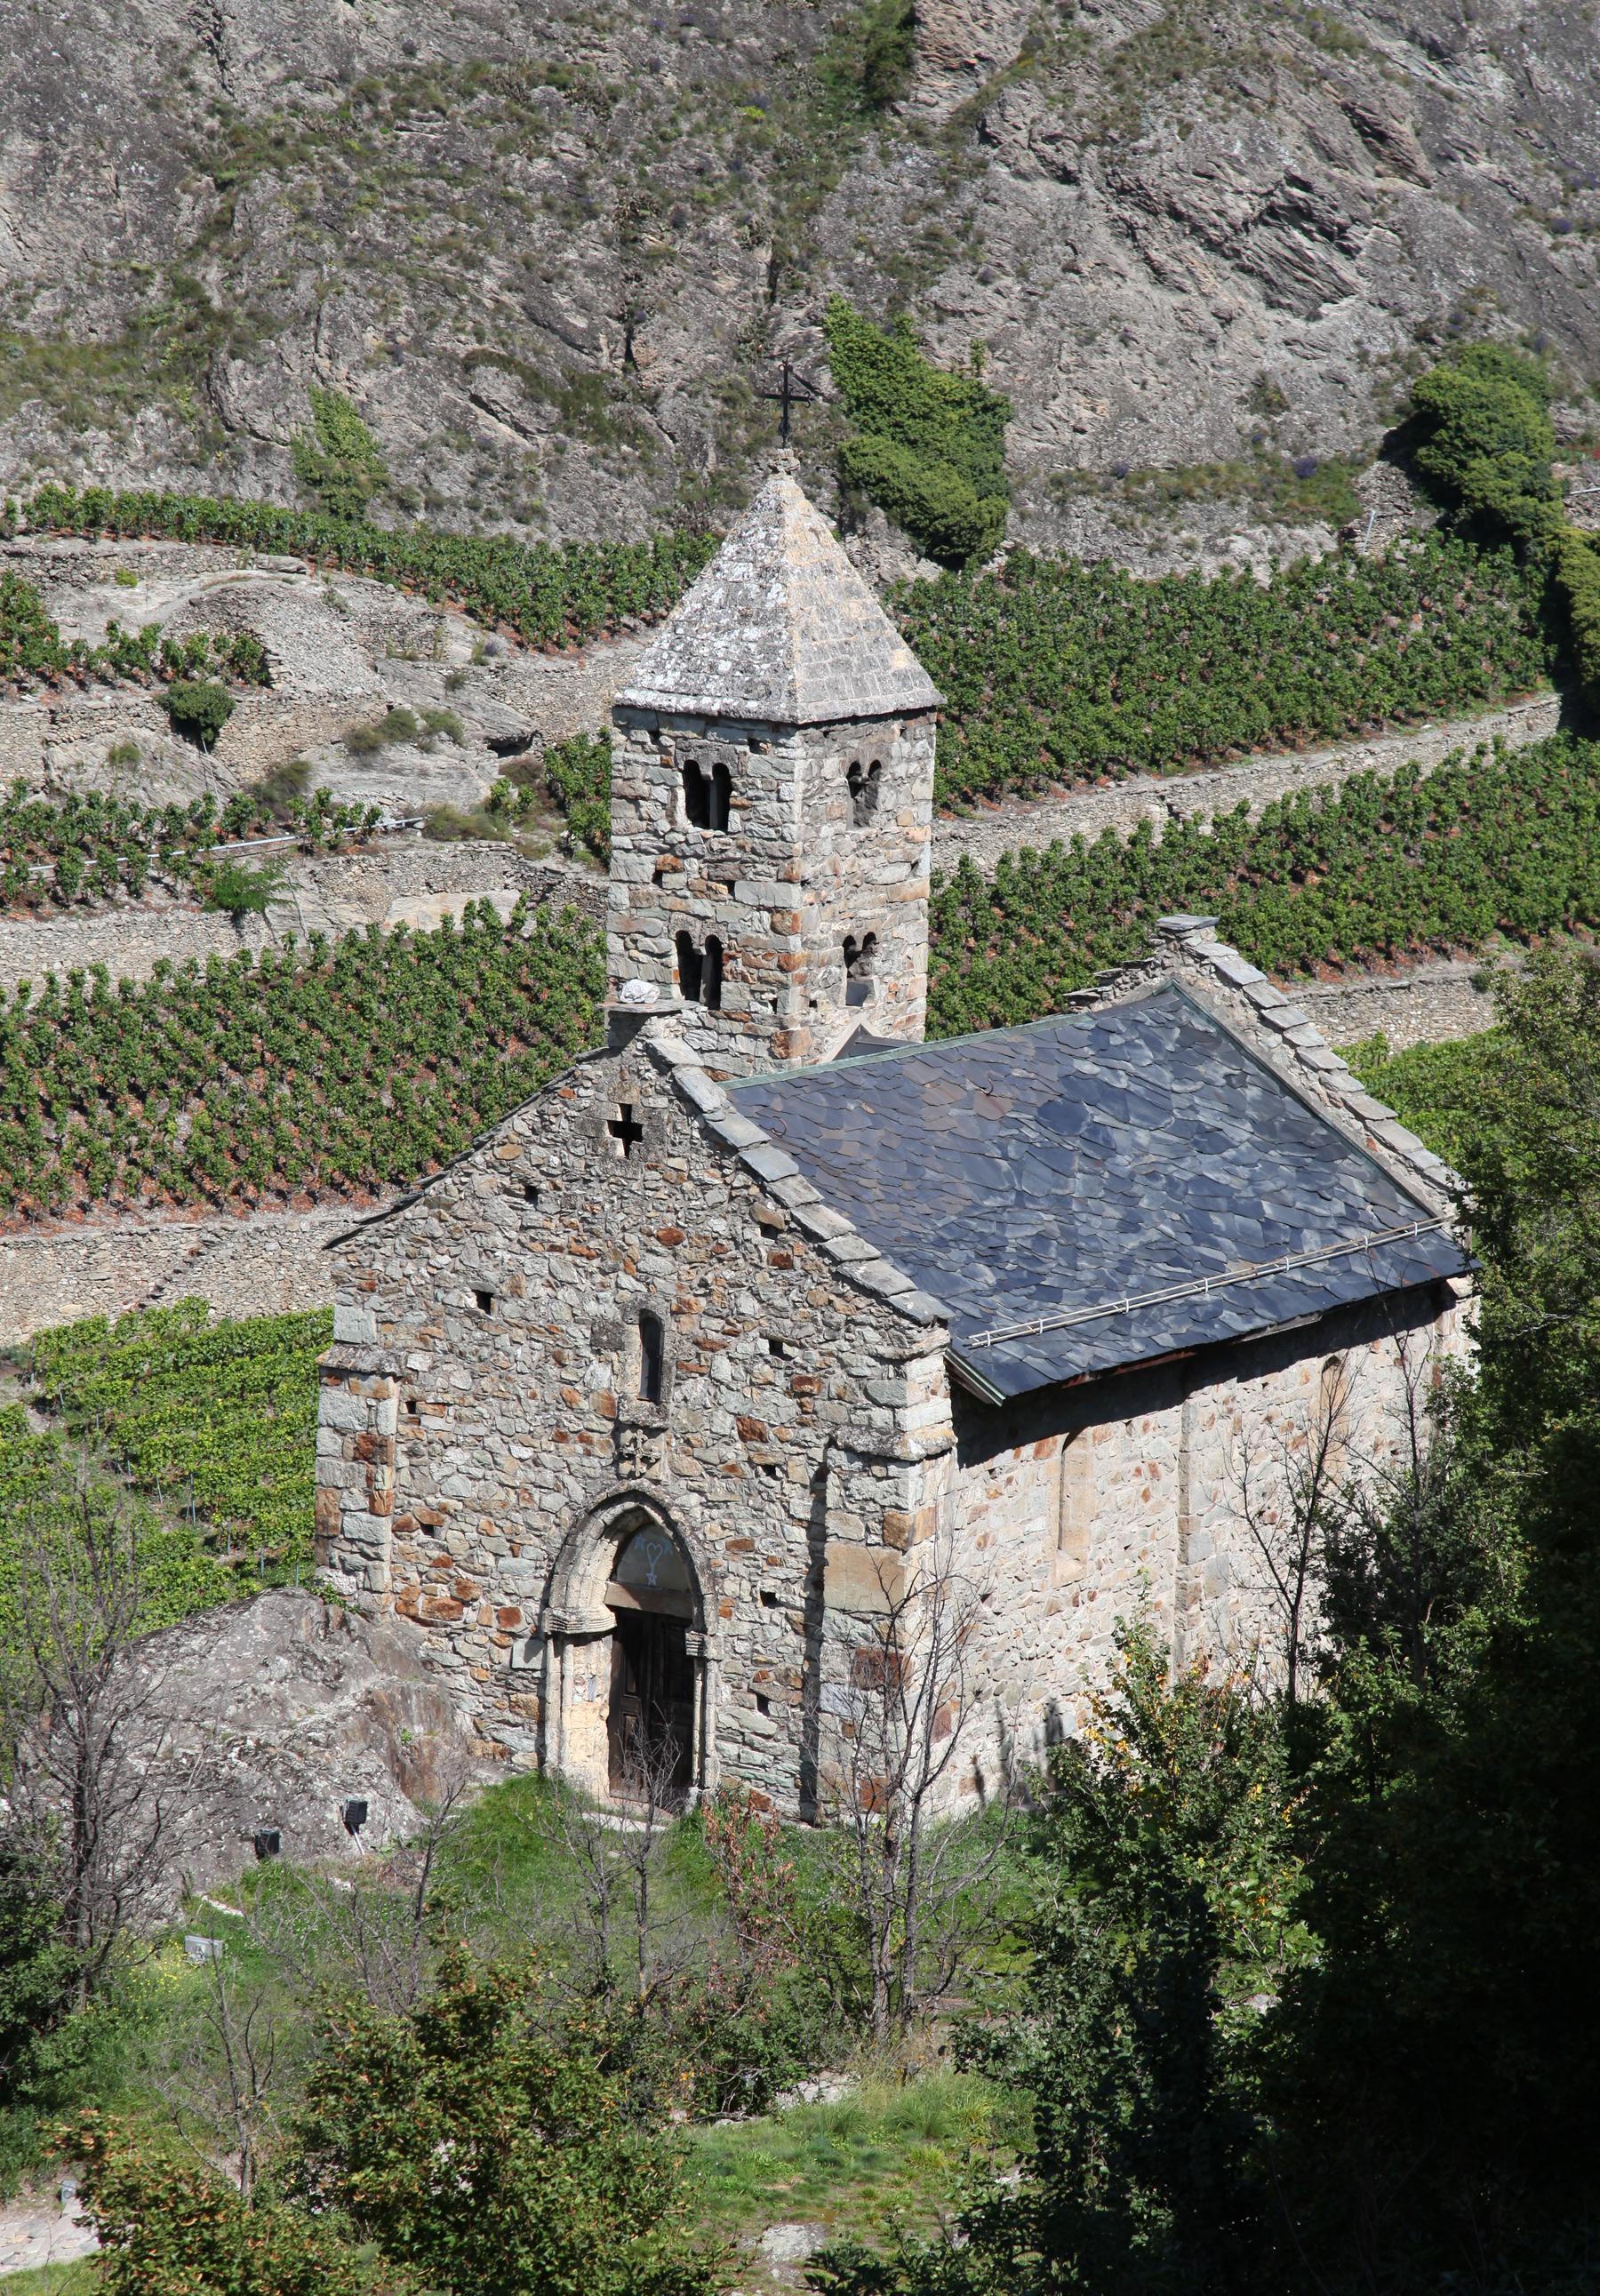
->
[846, 757, 882, 827]
[676, 931, 724, 1012]
[682, 756, 732, 831]
[638, 1311, 664, 1404]
[844, 932, 877, 1005]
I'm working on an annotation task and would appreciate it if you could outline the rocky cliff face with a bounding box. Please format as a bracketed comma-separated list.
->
[1, 0, 1596, 570]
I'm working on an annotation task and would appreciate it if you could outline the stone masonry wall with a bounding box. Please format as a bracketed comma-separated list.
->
[943, 1283, 1468, 1790]
[318, 1018, 951, 1811]
[930, 692, 1562, 876]
[607, 707, 937, 1073]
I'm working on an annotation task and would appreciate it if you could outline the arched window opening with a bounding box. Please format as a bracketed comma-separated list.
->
[682, 757, 709, 828]
[846, 757, 882, 827]
[638, 1311, 664, 1404]
[675, 931, 703, 1003]
[702, 935, 723, 1012]
[709, 759, 732, 831]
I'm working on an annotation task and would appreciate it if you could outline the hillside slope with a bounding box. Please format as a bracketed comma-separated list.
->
[1, 1, 1597, 562]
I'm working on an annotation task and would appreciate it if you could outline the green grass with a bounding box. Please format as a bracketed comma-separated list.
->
[0, 2260, 100, 2295]
[688, 2072, 1028, 2246]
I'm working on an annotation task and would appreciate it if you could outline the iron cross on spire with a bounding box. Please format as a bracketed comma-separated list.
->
[757, 358, 821, 444]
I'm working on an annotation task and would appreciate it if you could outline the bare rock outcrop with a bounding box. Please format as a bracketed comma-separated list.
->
[124, 1588, 481, 1902]
[0, 2, 1593, 569]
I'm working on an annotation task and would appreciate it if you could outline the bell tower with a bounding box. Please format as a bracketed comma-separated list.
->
[605, 472, 943, 1076]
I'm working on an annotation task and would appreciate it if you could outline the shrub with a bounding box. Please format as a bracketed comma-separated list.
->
[345, 706, 421, 756]
[162, 677, 235, 748]
[201, 858, 287, 917]
[824, 297, 1011, 567]
[290, 384, 390, 523]
[860, 0, 916, 106]
[1411, 342, 1562, 551]
[1554, 526, 1600, 698]
[288, 1948, 725, 2296]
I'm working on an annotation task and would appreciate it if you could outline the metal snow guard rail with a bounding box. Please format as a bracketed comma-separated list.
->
[963, 1218, 1452, 1352]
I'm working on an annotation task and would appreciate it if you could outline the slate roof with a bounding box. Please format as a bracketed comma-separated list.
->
[614, 473, 944, 726]
[729, 986, 1468, 1401]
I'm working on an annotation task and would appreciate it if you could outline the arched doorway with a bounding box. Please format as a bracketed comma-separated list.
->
[605, 1521, 696, 1801]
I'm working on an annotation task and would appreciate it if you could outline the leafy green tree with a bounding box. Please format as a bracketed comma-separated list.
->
[289, 1947, 725, 2296]
[955, 1626, 1305, 2294]
[291, 386, 389, 524]
[825, 298, 1011, 566]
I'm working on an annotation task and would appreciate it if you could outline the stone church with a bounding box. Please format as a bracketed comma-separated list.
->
[316, 474, 1469, 1814]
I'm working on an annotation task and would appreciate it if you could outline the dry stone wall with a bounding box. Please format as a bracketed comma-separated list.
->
[0, 840, 603, 992]
[0, 1196, 399, 1346]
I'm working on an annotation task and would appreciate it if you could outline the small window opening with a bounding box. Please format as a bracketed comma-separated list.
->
[761, 1588, 780, 1608]
[522, 1181, 540, 1206]
[767, 1336, 787, 1359]
[474, 1289, 494, 1316]
[676, 931, 702, 1003]
[761, 1461, 780, 1479]
[710, 759, 732, 829]
[846, 757, 882, 827]
[756, 1692, 772, 1716]
[703, 934, 723, 1012]
[676, 932, 724, 1011]
[608, 1103, 644, 1158]
[682, 756, 709, 828]
[406, 1395, 420, 1418]
[638, 1310, 664, 1404]
[844, 932, 877, 1006]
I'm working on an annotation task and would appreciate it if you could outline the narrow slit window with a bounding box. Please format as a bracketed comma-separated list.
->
[702, 934, 723, 1012]
[474, 1289, 494, 1316]
[709, 759, 732, 831]
[676, 930, 703, 1003]
[638, 1310, 664, 1404]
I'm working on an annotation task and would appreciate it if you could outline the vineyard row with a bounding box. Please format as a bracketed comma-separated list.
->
[0, 732, 1595, 1224]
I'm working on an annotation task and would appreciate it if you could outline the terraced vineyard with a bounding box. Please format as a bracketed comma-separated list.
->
[2, 1300, 329, 1613]
[926, 732, 1600, 1037]
[0, 900, 603, 1220]
[1, 785, 378, 912]
[11, 482, 718, 649]
[898, 533, 1551, 804]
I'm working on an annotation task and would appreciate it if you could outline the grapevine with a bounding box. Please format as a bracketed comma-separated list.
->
[0, 784, 380, 916]
[898, 533, 1551, 804]
[0, 566, 272, 696]
[926, 732, 1600, 1036]
[7, 484, 719, 652]
[0, 900, 604, 1220]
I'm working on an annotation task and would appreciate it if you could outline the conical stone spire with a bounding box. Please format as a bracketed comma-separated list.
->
[615, 473, 943, 726]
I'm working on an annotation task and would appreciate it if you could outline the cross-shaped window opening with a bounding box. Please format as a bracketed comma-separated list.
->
[608, 1103, 644, 1158]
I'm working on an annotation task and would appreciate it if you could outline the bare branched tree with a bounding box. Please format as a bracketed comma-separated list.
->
[1232, 1352, 1356, 1707]
[150, 1944, 284, 2200]
[532, 1740, 698, 2015]
[820, 1533, 1015, 2044]
[0, 1476, 180, 2001]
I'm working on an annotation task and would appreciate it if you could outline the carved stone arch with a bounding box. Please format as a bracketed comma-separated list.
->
[544, 1484, 712, 1631]
[539, 1488, 721, 1804]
